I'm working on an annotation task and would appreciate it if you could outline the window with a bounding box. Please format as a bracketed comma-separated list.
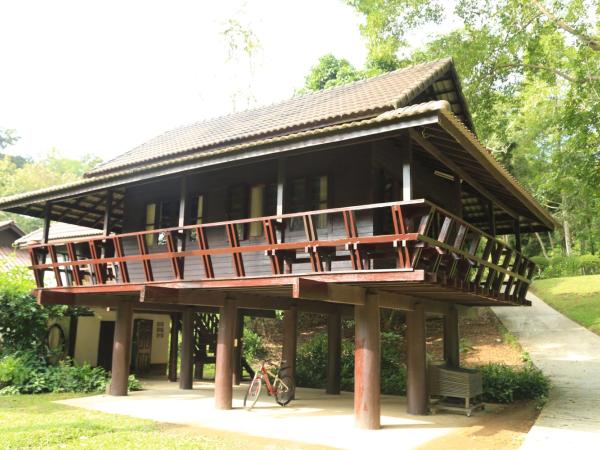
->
[228, 185, 248, 240]
[288, 175, 329, 230]
[156, 321, 165, 339]
[144, 200, 179, 246]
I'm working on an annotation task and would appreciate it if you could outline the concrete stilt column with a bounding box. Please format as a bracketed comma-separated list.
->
[179, 308, 194, 390]
[326, 310, 342, 395]
[215, 299, 236, 409]
[354, 298, 380, 429]
[233, 310, 244, 385]
[109, 302, 133, 396]
[168, 313, 180, 382]
[282, 306, 298, 378]
[406, 303, 428, 415]
[443, 306, 459, 368]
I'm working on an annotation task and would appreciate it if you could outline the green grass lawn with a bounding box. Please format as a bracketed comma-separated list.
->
[0, 393, 301, 449]
[531, 274, 600, 335]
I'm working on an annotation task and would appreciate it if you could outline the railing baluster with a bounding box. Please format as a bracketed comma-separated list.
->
[492, 248, 512, 295]
[412, 205, 435, 268]
[47, 245, 63, 287]
[166, 231, 182, 280]
[66, 242, 82, 286]
[29, 247, 44, 288]
[113, 236, 129, 283]
[195, 226, 215, 279]
[226, 223, 245, 277]
[136, 234, 154, 282]
[88, 241, 105, 285]
[391, 205, 411, 269]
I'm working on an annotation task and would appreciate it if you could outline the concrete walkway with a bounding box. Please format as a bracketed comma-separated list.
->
[493, 292, 600, 449]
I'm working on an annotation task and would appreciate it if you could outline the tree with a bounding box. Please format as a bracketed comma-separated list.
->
[300, 54, 365, 93]
[302, 0, 599, 256]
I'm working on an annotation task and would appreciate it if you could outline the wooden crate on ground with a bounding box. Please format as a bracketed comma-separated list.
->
[429, 363, 484, 416]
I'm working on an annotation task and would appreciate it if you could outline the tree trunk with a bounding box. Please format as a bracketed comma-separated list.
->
[561, 192, 572, 256]
[535, 232, 550, 259]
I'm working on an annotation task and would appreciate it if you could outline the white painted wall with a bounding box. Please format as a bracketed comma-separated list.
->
[72, 309, 170, 367]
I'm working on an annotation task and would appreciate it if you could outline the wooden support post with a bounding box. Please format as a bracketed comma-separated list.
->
[354, 298, 380, 429]
[215, 299, 236, 409]
[514, 218, 522, 252]
[178, 176, 188, 277]
[443, 306, 459, 368]
[42, 203, 51, 244]
[109, 302, 133, 396]
[402, 135, 413, 201]
[281, 306, 298, 382]
[276, 158, 286, 242]
[406, 303, 428, 415]
[179, 308, 194, 390]
[103, 190, 114, 236]
[232, 309, 244, 385]
[67, 315, 78, 359]
[168, 313, 180, 382]
[326, 310, 342, 395]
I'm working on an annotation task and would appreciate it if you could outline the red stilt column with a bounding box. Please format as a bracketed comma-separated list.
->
[443, 306, 459, 368]
[215, 299, 235, 409]
[168, 313, 180, 382]
[110, 302, 133, 396]
[281, 306, 297, 379]
[354, 298, 380, 429]
[406, 303, 428, 415]
[326, 310, 341, 395]
[179, 308, 194, 390]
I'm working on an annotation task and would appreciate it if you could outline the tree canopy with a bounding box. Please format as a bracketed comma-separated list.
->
[302, 0, 600, 257]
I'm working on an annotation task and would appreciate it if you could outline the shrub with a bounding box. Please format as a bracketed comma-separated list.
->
[295, 332, 406, 395]
[242, 328, 268, 363]
[479, 363, 550, 404]
[296, 334, 550, 404]
[579, 254, 600, 275]
[0, 352, 142, 395]
[0, 267, 66, 354]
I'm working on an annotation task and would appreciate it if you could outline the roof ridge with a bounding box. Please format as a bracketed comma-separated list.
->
[87, 58, 453, 177]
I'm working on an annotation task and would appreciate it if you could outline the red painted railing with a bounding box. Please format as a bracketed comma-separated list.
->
[28, 199, 535, 303]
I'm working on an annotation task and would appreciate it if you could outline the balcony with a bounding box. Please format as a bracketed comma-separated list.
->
[28, 199, 535, 307]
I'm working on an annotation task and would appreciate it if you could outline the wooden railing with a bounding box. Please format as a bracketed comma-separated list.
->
[28, 199, 535, 304]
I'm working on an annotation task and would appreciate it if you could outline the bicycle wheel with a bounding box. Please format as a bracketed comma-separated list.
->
[243, 376, 262, 409]
[275, 374, 295, 406]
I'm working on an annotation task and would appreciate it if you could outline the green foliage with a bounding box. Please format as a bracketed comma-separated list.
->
[0, 267, 66, 354]
[479, 363, 550, 404]
[242, 328, 268, 363]
[128, 374, 143, 391]
[0, 351, 142, 395]
[296, 333, 549, 403]
[300, 54, 365, 93]
[0, 148, 101, 232]
[533, 254, 600, 279]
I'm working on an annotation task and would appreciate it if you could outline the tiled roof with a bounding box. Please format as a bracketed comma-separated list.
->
[14, 223, 102, 248]
[87, 58, 454, 176]
[0, 247, 30, 269]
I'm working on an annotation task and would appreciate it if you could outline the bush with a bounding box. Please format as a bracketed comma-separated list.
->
[533, 254, 600, 279]
[0, 351, 142, 395]
[242, 328, 268, 363]
[579, 254, 600, 275]
[296, 333, 550, 403]
[295, 332, 406, 395]
[0, 267, 66, 354]
[479, 363, 550, 404]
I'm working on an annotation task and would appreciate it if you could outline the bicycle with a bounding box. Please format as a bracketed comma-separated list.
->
[243, 360, 295, 409]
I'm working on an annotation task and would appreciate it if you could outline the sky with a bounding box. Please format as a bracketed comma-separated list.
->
[0, 1, 457, 164]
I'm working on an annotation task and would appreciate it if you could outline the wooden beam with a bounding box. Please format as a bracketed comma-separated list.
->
[293, 278, 366, 305]
[443, 306, 459, 367]
[168, 313, 180, 382]
[37, 290, 75, 306]
[281, 306, 298, 391]
[409, 129, 519, 219]
[374, 291, 416, 311]
[514, 218, 522, 252]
